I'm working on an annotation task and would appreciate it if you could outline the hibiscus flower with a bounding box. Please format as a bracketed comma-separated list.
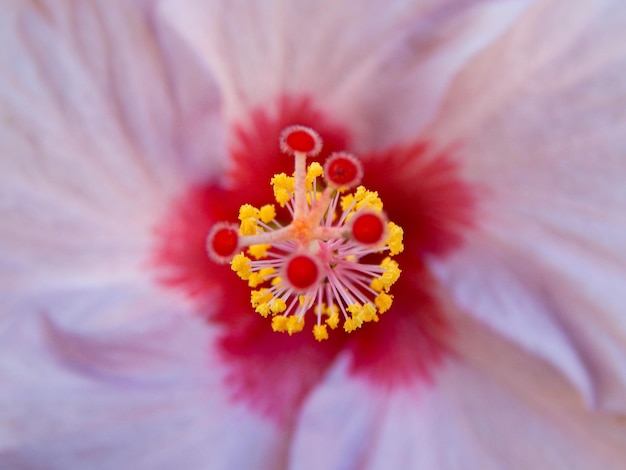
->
[2, 0, 626, 469]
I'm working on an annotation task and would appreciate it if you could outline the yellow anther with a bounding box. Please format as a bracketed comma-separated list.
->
[313, 324, 329, 341]
[354, 186, 383, 212]
[347, 303, 365, 329]
[209, 128, 406, 341]
[255, 303, 271, 317]
[249, 244, 271, 259]
[251, 288, 271, 305]
[239, 204, 260, 221]
[325, 303, 339, 316]
[274, 189, 290, 207]
[248, 272, 265, 288]
[270, 298, 287, 314]
[341, 187, 383, 221]
[340, 193, 355, 212]
[260, 267, 276, 278]
[286, 316, 305, 335]
[259, 205, 276, 224]
[231, 254, 251, 280]
[375, 292, 393, 313]
[347, 303, 361, 316]
[360, 303, 378, 323]
[240, 218, 258, 236]
[387, 222, 404, 255]
[362, 195, 382, 212]
[271, 173, 295, 207]
[247, 267, 275, 286]
[344, 317, 358, 333]
[306, 162, 324, 190]
[325, 310, 340, 329]
[272, 316, 288, 332]
[380, 257, 401, 291]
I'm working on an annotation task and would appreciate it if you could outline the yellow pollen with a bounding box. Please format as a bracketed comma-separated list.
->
[340, 193, 354, 212]
[286, 315, 305, 335]
[270, 298, 287, 314]
[240, 218, 258, 236]
[255, 303, 271, 317]
[271, 173, 295, 207]
[272, 316, 288, 332]
[306, 162, 324, 190]
[239, 205, 261, 234]
[313, 324, 329, 341]
[326, 310, 340, 329]
[215, 129, 406, 341]
[369, 258, 402, 293]
[249, 244, 271, 259]
[344, 317, 358, 333]
[231, 254, 252, 280]
[248, 272, 265, 288]
[387, 222, 404, 255]
[251, 288, 273, 307]
[239, 204, 260, 220]
[375, 292, 394, 313]
[259, 205, 276, 223]
[360, 303, 379, 322]
[380, 257, 401, 291]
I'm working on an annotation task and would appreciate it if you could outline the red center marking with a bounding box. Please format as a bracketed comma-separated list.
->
[327, 156, 358, 186]
[211, 227, 239, 257]
[286, 255, 319, 290]
[352, 213, 385, 245]
[286, 129, 317, 153]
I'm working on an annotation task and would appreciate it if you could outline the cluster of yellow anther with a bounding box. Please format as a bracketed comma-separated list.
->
[208, 125, 405, 341]
[228, 165, 404, 341]
[238, 204, 276, 236]
[340, 186, 383, 215]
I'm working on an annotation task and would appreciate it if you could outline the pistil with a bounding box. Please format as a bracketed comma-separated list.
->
[206, 125, 404, 341]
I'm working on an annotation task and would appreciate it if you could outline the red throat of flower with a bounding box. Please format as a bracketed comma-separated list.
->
[153, 96, 477, 425]
[206, 125, 405, 342]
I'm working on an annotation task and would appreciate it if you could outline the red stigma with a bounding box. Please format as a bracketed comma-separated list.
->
[280, 125, 322, 156]
[207, 224, 239, 262]
[285, 254, 320, 291]
[324, 152, 362, 188]
[352, 212, 385, 245]
[287, 130, 315, 152]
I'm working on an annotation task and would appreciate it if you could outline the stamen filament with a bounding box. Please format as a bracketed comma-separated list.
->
[206, 125, 404, 340]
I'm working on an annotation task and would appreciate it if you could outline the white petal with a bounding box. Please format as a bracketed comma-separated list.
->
[428, 233, 593, 405]
[429, 0, 626, 411]
[0, 300, 284, 469]
[290, 316, 626, 469]
[160, 0, 531, 149]
[0, 1, 225, 292]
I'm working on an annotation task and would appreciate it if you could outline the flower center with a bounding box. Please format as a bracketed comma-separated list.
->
[206, 125, 404, 341]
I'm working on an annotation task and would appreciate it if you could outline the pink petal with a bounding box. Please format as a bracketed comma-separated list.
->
[428, 234, 593, 405]
[0, 303, 285, 469]
[290, 315, 626, 469]
[160, 0, 531, 149]
[0, 1, 226, 292]
[429, 0, 626, 411]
